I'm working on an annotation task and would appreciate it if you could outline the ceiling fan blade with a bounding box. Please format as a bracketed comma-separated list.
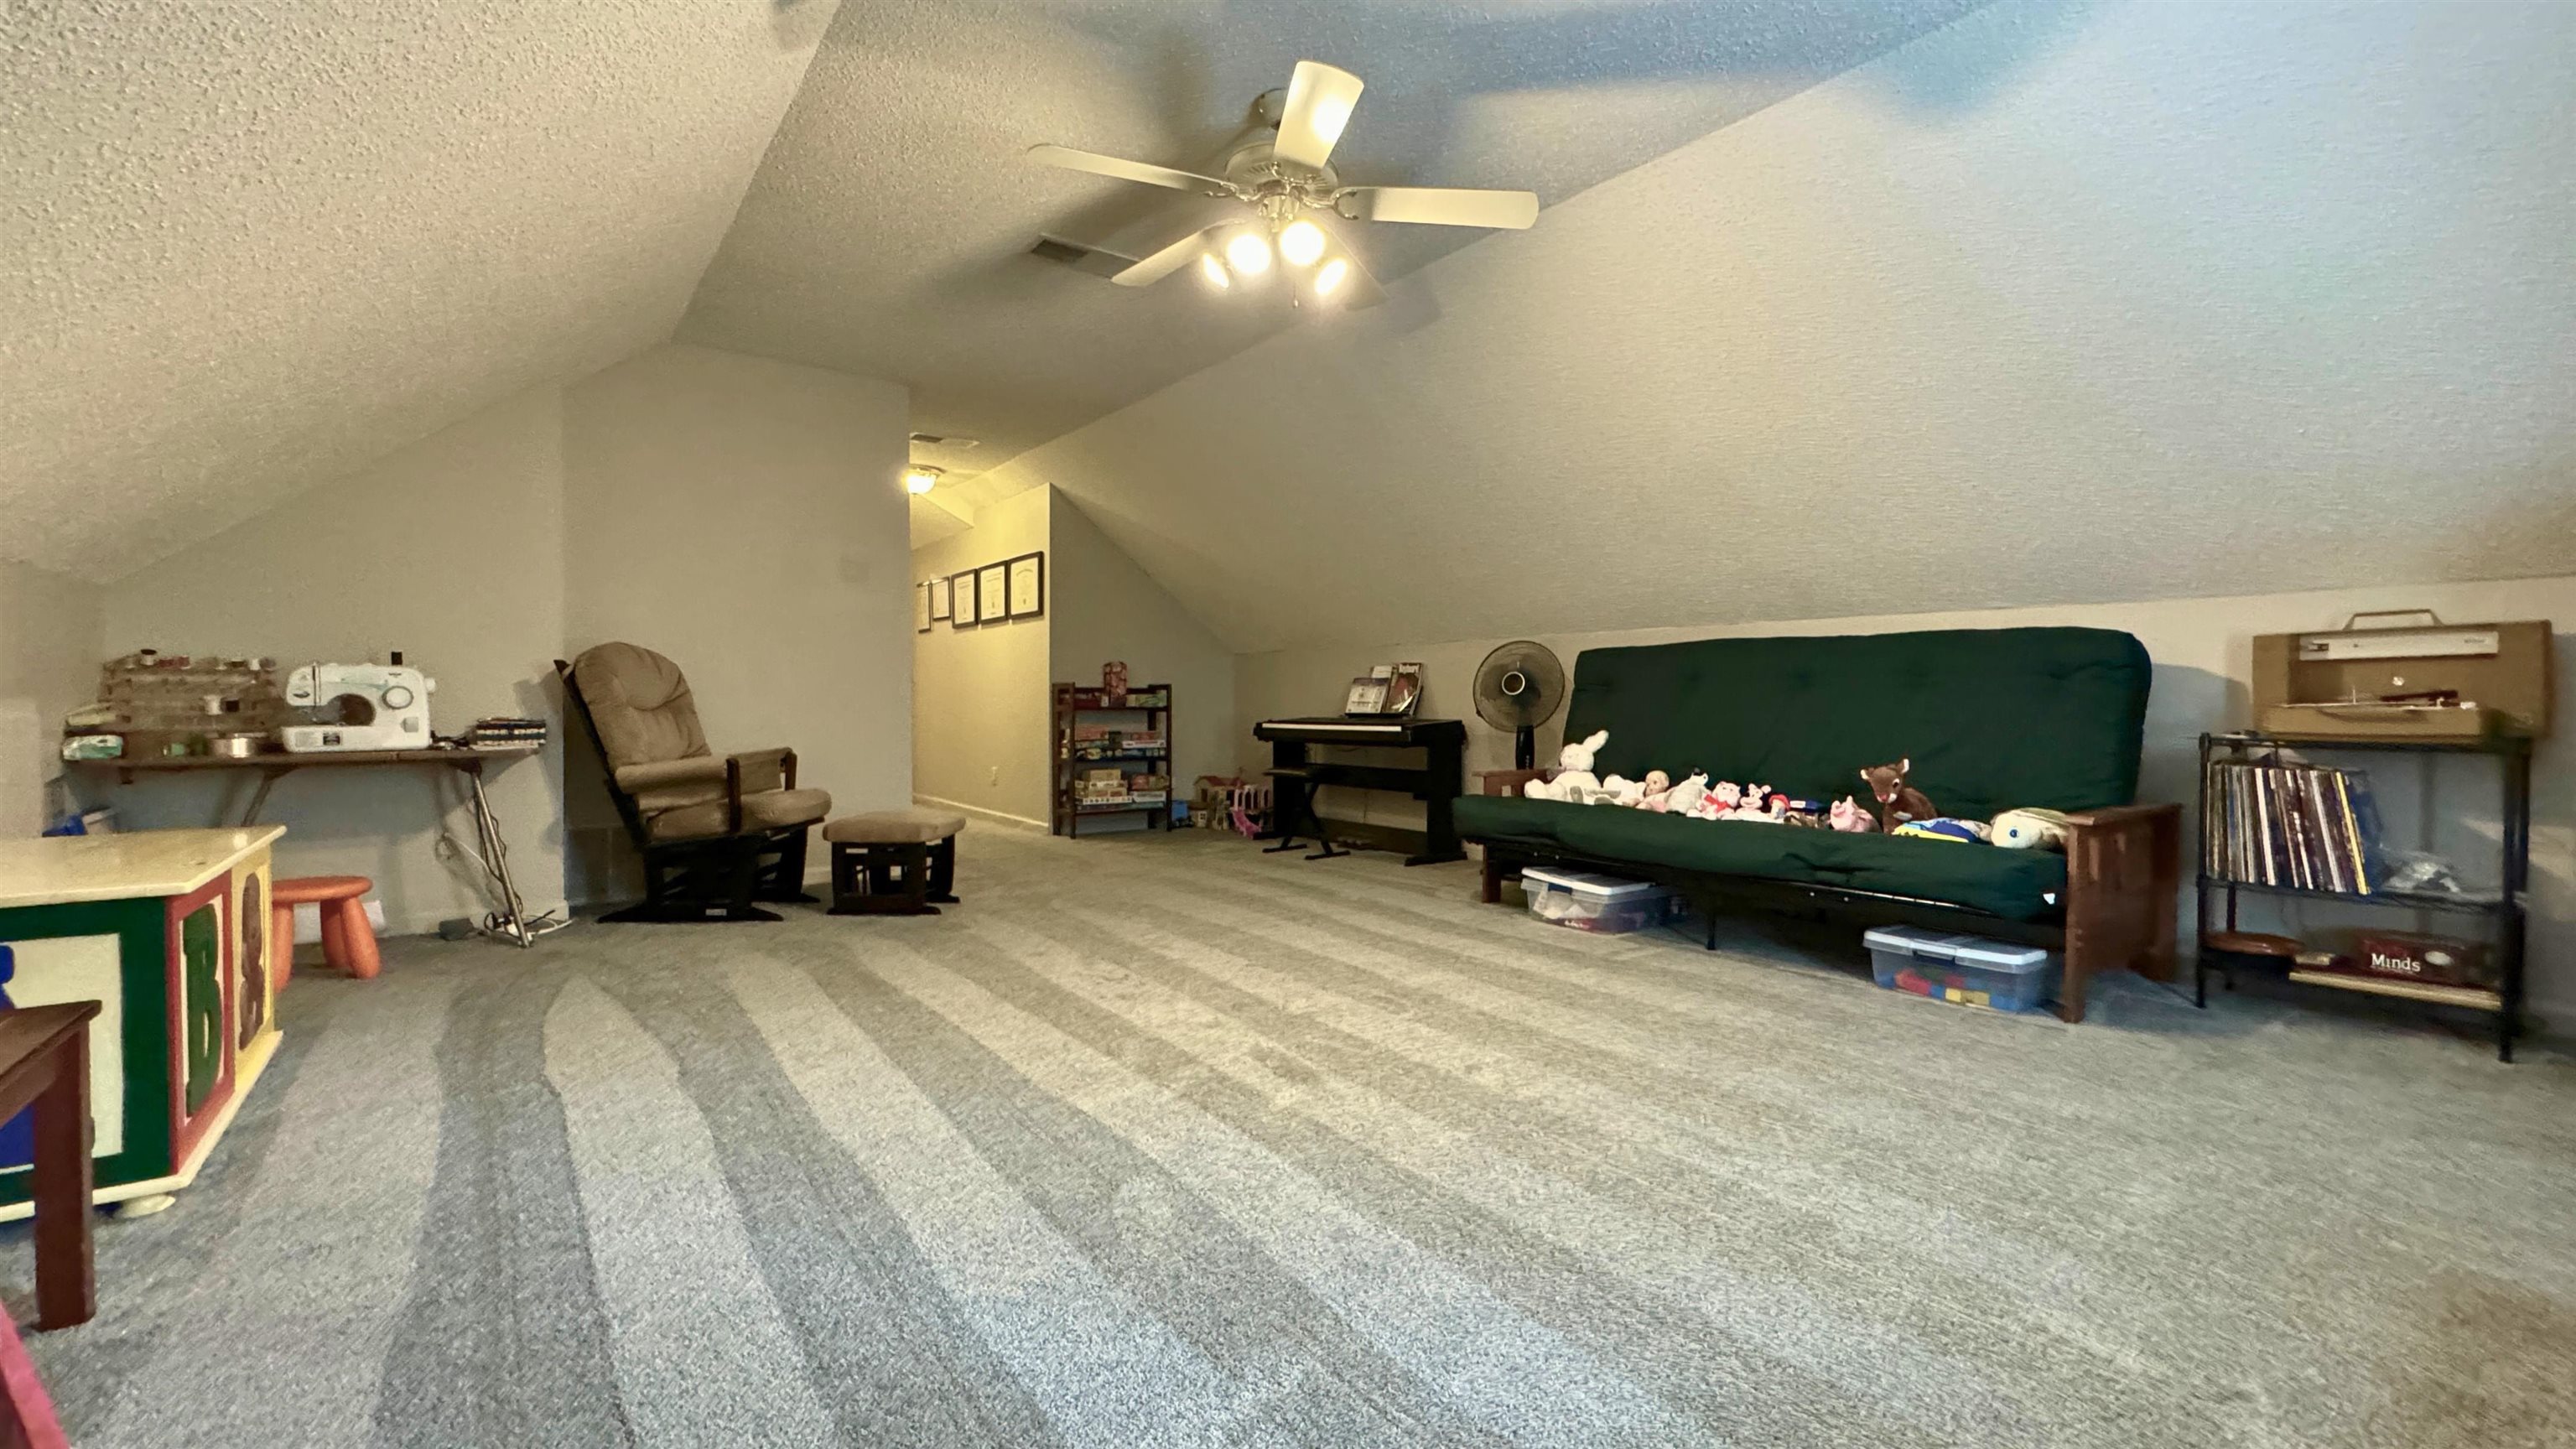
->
[1274, 60, 1364, 171]
[1027, 143, 1227, 193]
[1111, 222, 1228, 287]
[1340, 185, 1540, 231]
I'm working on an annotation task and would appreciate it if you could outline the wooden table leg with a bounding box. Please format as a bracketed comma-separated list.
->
[31, 1034, 92, 1331]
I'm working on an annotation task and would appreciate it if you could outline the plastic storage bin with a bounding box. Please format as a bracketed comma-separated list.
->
[1522, 867, 1681, 933]
[1862, 925, 2059, 1013]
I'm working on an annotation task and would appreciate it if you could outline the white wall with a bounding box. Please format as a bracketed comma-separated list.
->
[988, 0, 2576, 656]
[1237, 575, 2576, 1021]
[1047, 491, 1234, 805]
[101, 388, 569, 934]
[92, 341, 912, 929]
[910, 486, 1052, 825]
[558, 343, 913, 898]
[0, 560, 105, 837]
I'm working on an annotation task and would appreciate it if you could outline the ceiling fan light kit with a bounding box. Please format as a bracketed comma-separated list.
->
[1030, 59, 1539, 309]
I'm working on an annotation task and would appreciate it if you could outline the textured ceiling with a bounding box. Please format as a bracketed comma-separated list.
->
[987, 0, 2576, 652]
[679, 0, 1990, 502]
[1, 0, 842, 579]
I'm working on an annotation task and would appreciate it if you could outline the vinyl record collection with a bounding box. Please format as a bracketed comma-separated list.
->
[2204, 758, 2385, 894]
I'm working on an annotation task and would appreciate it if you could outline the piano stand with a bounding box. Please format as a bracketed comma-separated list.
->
[1261, 768, 1348, 860]
[1250, 717, 1467, 866]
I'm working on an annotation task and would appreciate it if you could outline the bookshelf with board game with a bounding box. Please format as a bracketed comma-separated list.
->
[2194, 731, 2532, 1060]
[1052, 679, 1174, 838]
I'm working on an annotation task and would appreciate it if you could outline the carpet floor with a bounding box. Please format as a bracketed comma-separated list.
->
[14, 828, 2574, 1447]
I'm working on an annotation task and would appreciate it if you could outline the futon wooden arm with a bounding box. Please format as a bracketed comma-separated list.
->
[1478, 768, 1550, 797]
[2058, 802, 2182, 1023]
[2063, 802, 2179, 830]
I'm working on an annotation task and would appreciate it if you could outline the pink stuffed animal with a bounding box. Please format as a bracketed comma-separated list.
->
[1687, 781, 1743, 821]
[1828, 795, 1877, 832]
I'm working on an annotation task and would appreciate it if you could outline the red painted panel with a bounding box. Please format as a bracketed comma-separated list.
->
[164, 873, 235, 1167]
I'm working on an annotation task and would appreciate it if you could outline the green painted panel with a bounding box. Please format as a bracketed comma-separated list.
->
[0, 897, 173, 1201]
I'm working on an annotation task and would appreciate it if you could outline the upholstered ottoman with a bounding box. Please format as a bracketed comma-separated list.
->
[823, 810, 965, 915]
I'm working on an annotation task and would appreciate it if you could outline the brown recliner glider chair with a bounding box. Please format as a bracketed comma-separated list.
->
[557, 642, 830, 922]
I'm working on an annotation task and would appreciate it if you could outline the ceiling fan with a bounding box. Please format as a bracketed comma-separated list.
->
[1030, 60, 1540, 308]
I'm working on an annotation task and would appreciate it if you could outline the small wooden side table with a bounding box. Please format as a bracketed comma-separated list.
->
[0, 1005, 100, 1330]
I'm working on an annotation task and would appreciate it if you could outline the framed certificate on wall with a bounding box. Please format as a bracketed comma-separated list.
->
[915, 583, 932, 632]
[948, 569, 978, 626]
[977, 564, 1009, 623]
[1006, 552, 1044, 619]
[929, 575, 952, 621]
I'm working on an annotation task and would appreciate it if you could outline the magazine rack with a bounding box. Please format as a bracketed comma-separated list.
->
[2194, 731, 2532, 1060]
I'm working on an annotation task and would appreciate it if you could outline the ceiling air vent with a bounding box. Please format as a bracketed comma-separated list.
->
[1027, 233, 1135, 280]
[908, 432, 980, 449]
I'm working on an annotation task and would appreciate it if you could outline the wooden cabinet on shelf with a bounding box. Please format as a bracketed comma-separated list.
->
[1052, 683, 1175, 838]
[0, 827, 286, 1218]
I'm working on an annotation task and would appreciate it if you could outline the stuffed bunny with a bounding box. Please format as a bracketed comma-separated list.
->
[1523, 730, 1610, 802]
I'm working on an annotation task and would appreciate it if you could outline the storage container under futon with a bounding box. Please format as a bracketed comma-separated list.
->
[1523, 867, 1681, 933]
[1863, 925, 2059, 1013]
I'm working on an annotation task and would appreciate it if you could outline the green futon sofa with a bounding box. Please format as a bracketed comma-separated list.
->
[1458, 626, 2180, 1020]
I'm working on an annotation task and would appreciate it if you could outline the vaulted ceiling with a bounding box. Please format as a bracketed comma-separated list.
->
[1, 0, 843, 579]
[3, 0, 1986, 580]
[681, 0, 1989, 498]
[7, 0, 2569, 661]
[987, 0, 2576, 651]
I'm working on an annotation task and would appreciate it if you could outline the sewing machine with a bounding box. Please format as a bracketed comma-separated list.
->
[279, 662, 436, 752]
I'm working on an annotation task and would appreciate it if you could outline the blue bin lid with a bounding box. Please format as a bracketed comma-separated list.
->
[1862, 925, 2053, 975]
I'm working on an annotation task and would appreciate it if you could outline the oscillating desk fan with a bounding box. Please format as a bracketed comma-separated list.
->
[1472, 641, 1566, 770]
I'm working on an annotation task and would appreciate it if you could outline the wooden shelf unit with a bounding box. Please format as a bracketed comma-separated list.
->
[1052, 683, 1174, 838]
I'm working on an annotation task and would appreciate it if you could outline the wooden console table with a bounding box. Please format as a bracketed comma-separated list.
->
[75, 746, 563, 947]
[0, 1005, 99, 1331]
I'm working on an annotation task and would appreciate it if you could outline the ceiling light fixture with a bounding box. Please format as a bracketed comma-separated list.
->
[1312, 256, 1350, 299]
[1224, 229, 1273, 277]
[904, 465, 943, 495]
[1197, 252, 1232, 290]
[1277, 218, 1326, 267]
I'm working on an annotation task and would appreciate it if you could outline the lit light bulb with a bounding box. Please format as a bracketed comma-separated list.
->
[1277, 218, 1326, 267]
[1313, 256, 1351, 299]
[904, 466, 941, 495]
[1224, 230, 1274, 276]
[1197, 252, 1232, 290]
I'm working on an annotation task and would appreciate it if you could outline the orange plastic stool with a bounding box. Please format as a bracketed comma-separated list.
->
[270, 876, 381, 981]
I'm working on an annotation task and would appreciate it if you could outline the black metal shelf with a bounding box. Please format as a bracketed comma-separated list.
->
[2193, 875, 2516, 917]
[2194, 730, 2530, 1061]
